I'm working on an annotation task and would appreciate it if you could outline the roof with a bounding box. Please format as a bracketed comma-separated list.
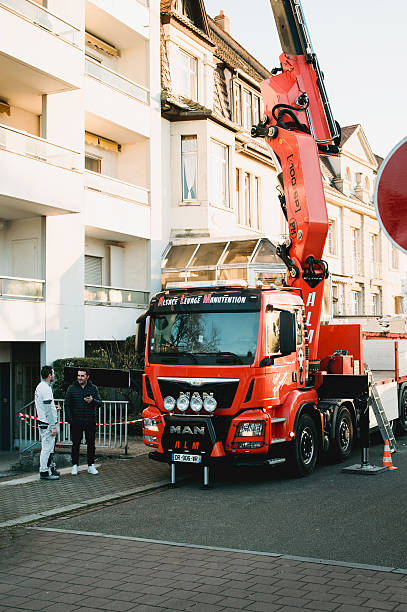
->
[208, 16, 270, 83]
[340, 124, 359, 146]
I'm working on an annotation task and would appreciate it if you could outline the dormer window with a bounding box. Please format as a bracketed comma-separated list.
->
[233, 82, 262, 131]
[175, 0, 193, 20]
[177, 49, 198, 100]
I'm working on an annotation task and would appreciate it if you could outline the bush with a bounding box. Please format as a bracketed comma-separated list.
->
[52, 357, 108, 399]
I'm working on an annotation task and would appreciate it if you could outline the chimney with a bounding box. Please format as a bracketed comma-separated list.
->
[214, 10, 230, 34]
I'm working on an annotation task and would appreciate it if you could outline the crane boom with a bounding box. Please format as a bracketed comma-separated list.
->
[253, 0, 341, 364]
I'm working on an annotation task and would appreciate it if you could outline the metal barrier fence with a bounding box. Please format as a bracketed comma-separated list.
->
[18, 399, 129, 452]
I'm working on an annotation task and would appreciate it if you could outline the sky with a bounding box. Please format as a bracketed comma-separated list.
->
[204, 0, 407, 158]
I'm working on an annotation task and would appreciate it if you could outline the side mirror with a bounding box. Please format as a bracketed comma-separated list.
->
[279, 310, 296, 355]
[135, 310, 149, 357]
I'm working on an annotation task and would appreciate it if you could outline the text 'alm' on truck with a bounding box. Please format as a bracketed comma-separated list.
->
[136, 0, 406, 484]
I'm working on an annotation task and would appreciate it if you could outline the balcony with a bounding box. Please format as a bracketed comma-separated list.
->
[0, 276, 45, 341]
[86, 58, 149, 104]
[84, 284, 149, 341]
[85, 58, 150, 140]
[86, 0, 150, 42]
[84, 171, 150, 239]
[0, 0, 83, 93]
[0, 124, 82, 217]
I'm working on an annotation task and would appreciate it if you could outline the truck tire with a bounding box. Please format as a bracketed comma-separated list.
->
[288, 413, 318, 477]
[398, 387, 407, 434]
[330, 405, 354, 462]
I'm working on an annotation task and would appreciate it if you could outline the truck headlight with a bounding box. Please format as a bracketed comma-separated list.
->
[238, 422, 264, 437]
[163, 396, 176, 412]
[176, 393, 189, 412]
[203, 394, 217, 413]
[190, 392, 203, 412]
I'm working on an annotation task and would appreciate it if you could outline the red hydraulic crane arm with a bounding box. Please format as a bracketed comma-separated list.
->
[252, 0, 341, 363]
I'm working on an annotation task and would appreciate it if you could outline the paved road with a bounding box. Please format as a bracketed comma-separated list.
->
[40, 439, 407, 569]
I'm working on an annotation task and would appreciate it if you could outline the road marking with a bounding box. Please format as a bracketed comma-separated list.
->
[29, 526, 404, 573]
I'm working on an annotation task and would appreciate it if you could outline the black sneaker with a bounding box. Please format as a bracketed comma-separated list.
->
[40, 471, 59, 480]
[50, 467, 60, 477]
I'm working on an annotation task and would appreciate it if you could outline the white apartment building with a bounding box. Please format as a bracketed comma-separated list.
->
[0, 0, 161, 450]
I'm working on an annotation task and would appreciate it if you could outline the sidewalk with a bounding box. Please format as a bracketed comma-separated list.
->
[0, 451, 170, 528]
[1, 527, 407, 611]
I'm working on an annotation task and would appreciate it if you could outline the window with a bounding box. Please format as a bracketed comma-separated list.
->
[392, 245, 399, 269]
[236, 168, 241, 217]
[295, 309, 303, 345]
[332, 284, 344, 316]
[210, 140, 229, 208]
[253, 95, 261, 127]
[266, 310, 280, 355]
[85, 154, 102, 173]
[254, 176, 261, 230]
[178, 49, 198, 100]
[370, 234, 380, 277]
[238, 174, 260, 229]
[175, 0, 193, 19]
[242, 89, 252, 130]
[372, 292, 382, 316]
[395, 296, 404, 314]
[327, 220, 337, 255]
[244, 172, 251, 226]
[233, 83, 261, 130]
[85, 255, 103, 285]
[181, 136, 198, 201]
[234, 83, 241, 125]
[351, 290, 363, 316]
[351, 228, 361, 274]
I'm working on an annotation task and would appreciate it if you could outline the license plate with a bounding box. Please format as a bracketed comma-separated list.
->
[172, 453, 202, 464]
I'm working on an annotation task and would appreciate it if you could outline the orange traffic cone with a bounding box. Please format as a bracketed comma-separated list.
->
[382, 440, 398, 470]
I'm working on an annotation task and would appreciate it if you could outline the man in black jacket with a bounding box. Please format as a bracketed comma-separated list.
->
[65, 369, 102, 475]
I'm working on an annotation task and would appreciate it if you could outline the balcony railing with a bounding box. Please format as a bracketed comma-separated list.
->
[0, 0, 81, 47]
[85, 57, 150, 104]
[85, 171, 150, 205]
[0, 276, 44, 300]
[0, 123, 81, 171]
[85, 285, 149, 308]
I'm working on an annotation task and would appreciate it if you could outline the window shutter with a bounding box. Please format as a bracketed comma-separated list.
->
[85, 256, 102, 285]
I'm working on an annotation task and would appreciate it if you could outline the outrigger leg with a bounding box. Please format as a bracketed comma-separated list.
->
[201, 464, 210, 489]
[170, 462, 176, 487]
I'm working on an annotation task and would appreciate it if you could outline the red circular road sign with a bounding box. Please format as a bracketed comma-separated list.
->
[374, 137, 407, 253]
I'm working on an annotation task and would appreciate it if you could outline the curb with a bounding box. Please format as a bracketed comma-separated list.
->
[28, 527, 407, 575]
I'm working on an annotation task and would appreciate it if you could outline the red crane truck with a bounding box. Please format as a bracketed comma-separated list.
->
[136, 0, 404, 482]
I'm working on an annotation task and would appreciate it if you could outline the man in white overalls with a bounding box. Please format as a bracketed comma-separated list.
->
[34, 365, 60, 480]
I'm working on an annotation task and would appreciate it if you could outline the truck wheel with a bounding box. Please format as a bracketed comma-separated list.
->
[330, 406, 354, 462]
[288, 413, 318, 477]
[398, 387, 407, 434]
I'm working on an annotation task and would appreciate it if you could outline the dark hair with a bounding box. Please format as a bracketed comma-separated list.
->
[77, 368, 90, 376]
[41, 365, 53, 380]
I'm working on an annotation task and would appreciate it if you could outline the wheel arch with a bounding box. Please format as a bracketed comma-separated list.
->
[293, 402, 323, 449]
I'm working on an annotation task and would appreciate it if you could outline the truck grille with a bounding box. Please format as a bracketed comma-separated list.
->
[157, 378, 239, 409]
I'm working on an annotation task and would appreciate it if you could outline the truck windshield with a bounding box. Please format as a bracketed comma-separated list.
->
[149, 311, 260, 365]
